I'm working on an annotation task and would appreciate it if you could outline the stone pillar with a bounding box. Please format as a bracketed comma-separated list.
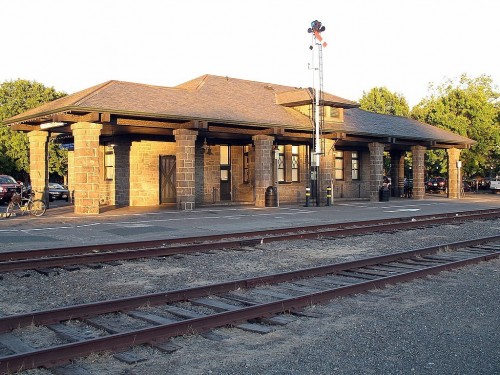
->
[390, 151, 405, 197]
[368, 142, 385, 202]
[28, 131, 49, 201]
[71, 122, 102, 214]
[447, 148, 461, 199]
[174, 129, 198, 210]
[252, 135, 274, 207]
[319, 138, 335, 205]
[411, 145, 426, 199]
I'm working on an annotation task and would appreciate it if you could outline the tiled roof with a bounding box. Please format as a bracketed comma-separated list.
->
[2, 74, 475, 146]
[4, 75, 356, 130]
[275, 88, 358, 108]
[337, 108, 474, 146]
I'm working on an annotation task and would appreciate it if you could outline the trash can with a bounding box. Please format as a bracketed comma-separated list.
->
[265, 186, 278, 207]
[379, 187, 390, 202]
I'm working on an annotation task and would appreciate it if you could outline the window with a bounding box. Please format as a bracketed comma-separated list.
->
[104, 144, 115, 180]
[291, 145, 299, 182]
[277, 145, 285, 182]
[335, 150, 344, 180]
[220, 145, 230, 182]
[329, 107, 340, 118]
[243, 145, 250, 183]
[352, 151, 360, 180]
[220, 145, 230, 166]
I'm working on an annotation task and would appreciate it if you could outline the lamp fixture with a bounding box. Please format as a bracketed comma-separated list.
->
[202, 138, 212, 155]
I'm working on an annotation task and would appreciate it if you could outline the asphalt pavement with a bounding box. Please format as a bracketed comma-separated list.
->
[1, 192, 500, 252]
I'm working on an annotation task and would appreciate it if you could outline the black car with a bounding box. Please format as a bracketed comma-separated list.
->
[48, 183, 70, 202]
[0, 175, 18, 204]
[426, 177, 447, 193]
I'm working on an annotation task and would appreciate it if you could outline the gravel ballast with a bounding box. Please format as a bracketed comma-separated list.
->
[2, 219, 499, 375]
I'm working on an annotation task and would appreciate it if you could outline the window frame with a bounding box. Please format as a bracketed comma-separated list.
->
[104, 144, 115, 181]
[334, 150, 344, 180]
[291, 145, 299, 182]
[351, 151, 360, 180]
[277, 145, 285, 183]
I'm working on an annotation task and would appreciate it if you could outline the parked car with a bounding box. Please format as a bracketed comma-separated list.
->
[0, 175, 19, 204]
[426, 177, 447, 193]
[48, 183, 70, 202]
[490, 177, 500, 194]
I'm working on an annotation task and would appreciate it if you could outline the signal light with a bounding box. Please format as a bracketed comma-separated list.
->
[308, 20, 326, 34]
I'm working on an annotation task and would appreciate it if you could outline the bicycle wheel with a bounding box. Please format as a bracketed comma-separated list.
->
[29, 199, 46, 216]
[6, 201, 18, 217]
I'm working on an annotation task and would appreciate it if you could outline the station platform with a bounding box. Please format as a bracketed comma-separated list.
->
[1, 193, 500, 252]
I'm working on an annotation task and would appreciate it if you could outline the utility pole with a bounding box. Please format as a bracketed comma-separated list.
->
[308, 20, 327, 206]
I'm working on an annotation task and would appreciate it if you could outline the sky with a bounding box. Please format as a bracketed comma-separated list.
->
[1, 0, 499, 107]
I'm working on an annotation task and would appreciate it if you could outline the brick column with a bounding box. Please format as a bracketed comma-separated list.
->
[390, 151, 405, 197]
[447, 148, 461, 199]
[28, 131, 49, 201]
[319, 139, 335, 205]
[411, 145, 426, 199]
[174, 129, 198, 210]
[368, 142, 385, 202]
[71, 122, 102, 214]
[252, 135, 274, 207]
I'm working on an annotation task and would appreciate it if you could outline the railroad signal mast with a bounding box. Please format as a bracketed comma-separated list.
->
[308, 20, 327, 205]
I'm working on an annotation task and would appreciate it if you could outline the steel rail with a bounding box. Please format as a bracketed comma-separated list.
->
[2, 210, 500, 273]
[1, 242, 498, 373]
[1, 235, 499, 334]
[2, 208, 500, 262]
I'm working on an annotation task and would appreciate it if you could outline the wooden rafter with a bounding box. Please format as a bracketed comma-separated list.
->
[115, 118, 208, 130]
[323, 132, 346, 140]
[51, 112, 100, 123]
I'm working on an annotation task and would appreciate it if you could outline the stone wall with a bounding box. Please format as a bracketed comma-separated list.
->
[27, 131, 48, 201]
[129, 140, 176, 206]
[412, 145, 426, 199]
[390, 151, 405, 197]
[332, 150, 370, 199]
[231, 145, 254, 202]
[252, 135, 274, 207]
[174, 129, 197, 210]
[368, 142, 385, 202]
[195, 144, 220, 204]
[71, 122, 102, 214]
[447, 148, 461, 199]
[319, 139, 335, 205]
[271, 145, 307, 204]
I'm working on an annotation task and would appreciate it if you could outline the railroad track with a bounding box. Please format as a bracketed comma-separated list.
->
[0, 236, 499, 374]
[2, 209, 500, 274]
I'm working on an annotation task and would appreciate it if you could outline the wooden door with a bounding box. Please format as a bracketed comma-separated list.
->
[160, 155, 176, 204]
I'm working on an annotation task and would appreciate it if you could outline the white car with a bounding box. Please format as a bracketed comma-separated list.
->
[490, 177, 500, 194]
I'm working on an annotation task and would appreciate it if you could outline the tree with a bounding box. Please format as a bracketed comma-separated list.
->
[49, 140, 68, 181]
[360, 87, 411, 177]
[411, 74, 500, 179]
[0, 79, 66, 180]
[359, 87, 410, 117]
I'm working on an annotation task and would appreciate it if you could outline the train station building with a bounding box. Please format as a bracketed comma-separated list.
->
[3, 75, 474, 214]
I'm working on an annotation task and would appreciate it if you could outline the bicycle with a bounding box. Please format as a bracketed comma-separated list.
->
[6, 186, 46, 217]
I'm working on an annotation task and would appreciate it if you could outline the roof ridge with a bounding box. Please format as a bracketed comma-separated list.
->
[73, 80, 118, 106]
[179, 74, 300, 91]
